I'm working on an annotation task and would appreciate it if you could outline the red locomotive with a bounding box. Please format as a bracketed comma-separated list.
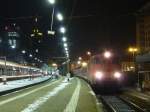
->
[74, 51, 123, 88]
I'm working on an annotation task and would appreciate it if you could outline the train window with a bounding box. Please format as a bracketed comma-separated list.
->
[93, 57, 101, 64]
[112, 57, 121, 64]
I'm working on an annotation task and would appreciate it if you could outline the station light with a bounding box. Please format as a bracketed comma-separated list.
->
[77, 61, 81, 65]
[22, 50, 26, 54]
[87, 51, 91, 56]
[60, 27, 66, 34]
[82, 62, 88, 67]
[78, 57, 82, 60]
[65, 47, 68, 51]
[38, 32, 43, 36]
[62, 37, 67, 42]
[48, 30, 55, 35]
[31, 34, 35, 37]
[57, 13, 63, 21]
[35, 49, 39, 53]
[48, 0, 55, 4]
[64, 43, 67, 47]
[66, 51, 68, 54]
[29, 54, 33, 58]
[52, 63, 57, 67]
[11, 45, 16, 49]
[128, 47, 138, 52]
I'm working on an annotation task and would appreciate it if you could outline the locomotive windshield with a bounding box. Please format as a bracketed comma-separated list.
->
[91, 55, 120, 65]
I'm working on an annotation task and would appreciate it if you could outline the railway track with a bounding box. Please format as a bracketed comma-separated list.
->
[120, 94, 150, 112]
[97, 95, 146, 112]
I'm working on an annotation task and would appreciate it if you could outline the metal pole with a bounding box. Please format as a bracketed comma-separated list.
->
[3, 56, 7, 84]
[4, 57, 6, 75]
[67, 59, 69, 74]
[51, 6, 55, 31]
[133, 51, 135, 62]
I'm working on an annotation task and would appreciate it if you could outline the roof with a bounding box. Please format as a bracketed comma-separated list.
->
[136, 53, 150, 63]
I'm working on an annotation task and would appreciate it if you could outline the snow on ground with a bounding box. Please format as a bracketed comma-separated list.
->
[21, 79, 69, 112]
[0, 76, 51, 93]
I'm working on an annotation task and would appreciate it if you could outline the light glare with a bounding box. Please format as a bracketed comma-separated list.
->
[104, 51, 111, 58]
[114, 72, 122, 79]
[60, 27, 66, 33]
[57, 13, 63, 21]
[62, 37, 67, 42]
[48, 0, 55, 4]
[95, 71, 103, 80]
[64, 43, 67, 47]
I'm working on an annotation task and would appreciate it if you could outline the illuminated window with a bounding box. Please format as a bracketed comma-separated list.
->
[8, 39, 17, 48]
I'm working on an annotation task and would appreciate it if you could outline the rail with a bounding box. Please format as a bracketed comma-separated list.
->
[98, 95, 135, 112]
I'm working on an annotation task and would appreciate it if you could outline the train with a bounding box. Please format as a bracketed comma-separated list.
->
[73, 51, 123, 88]
[0, 59, 43, 82]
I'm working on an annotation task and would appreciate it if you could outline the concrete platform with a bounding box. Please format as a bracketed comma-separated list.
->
[0, 77, 104, 112]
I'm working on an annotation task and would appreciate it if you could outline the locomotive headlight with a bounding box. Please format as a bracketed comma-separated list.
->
[114, 72, 122, 79]
[95, 71, 103, 80]
[104, 51, 111, 58]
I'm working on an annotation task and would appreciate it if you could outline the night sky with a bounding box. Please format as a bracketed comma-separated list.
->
[0, 0, 148, 62]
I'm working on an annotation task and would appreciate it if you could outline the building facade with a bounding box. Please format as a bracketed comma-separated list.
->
[136, 2, 150, 53]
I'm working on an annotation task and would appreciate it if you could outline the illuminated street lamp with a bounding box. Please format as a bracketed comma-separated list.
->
[77, 61, 81, 65]
[87, 51, 91, 56]
[52, 63, 57, 67]
[82, 62, 88, 67]
[66, 51, 68, 54]
[65, 47, 68, 51]
[128, 47, 138, 62]
[35, 49, 39, 53]
[62, 37, 67, 42]
[128, 47, 138, 57]
[11, 45, 16, 49]
[60, 27, 66, 34]
[64, 43, 67, 47]
[48, 0, 55, 4]
[22, 50, 26, 54]
[78, 57, 82, 60]
[57, 13, 63, 21]
[29, 54, 33, 58]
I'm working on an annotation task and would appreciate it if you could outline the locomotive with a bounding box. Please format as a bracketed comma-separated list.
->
[73, 51, 123, 88]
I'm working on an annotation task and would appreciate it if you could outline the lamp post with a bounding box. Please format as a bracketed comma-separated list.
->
[48, 0, 56, 35]
[128, 47, 138, 72]
[128, 47, 138, 62]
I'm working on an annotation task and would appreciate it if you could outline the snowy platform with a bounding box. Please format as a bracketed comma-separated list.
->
[0, 76, 51, 95]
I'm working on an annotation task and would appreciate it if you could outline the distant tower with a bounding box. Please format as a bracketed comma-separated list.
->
[30, 17, 43, 39]
[30, 16, 43, 55]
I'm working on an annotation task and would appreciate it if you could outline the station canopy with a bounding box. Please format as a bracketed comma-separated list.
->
[136, 53, 150, 63]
